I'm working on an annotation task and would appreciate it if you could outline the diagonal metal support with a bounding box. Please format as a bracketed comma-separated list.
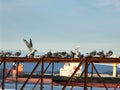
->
[70, 63, 91, 90]
[90, 62, 94, 90]
[2, 61, 6, 90]
[15, 62, 19, 90]
[51, 62, 54, 90]
[62, 59, 84, 90]
[84, 58, 88, 90]
[0, 57, 6, 66]
[32, 62, 51, 90]
[20, 58, 42, 90]
[5, 64, 14, 79]
[92, 62, 108, 90]
[40, 59, 44, 90]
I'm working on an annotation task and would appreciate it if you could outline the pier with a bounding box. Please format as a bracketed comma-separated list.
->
[0, 57, 120, 90]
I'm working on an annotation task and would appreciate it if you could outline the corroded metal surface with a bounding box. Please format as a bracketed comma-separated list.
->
[0, 57, 120, 63]
[0, 57, 120, 90]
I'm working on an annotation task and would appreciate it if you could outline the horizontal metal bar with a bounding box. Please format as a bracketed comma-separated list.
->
[0, 57, 120, 63]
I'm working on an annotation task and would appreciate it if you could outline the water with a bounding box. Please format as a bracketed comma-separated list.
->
[0, 63, 120, 90]
[2, 83, 120, 90]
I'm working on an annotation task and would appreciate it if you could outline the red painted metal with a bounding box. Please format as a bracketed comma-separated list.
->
[51, 62, 54, 90]
[32, 62, 51, 90]
[40, 59, 44, 90]
[92, 63, 108, 90]
[20, 59, 42, 89]
[84, 58, 88, 90]
[0, 57, 120, 63]
[15, 62, 19, 90]
[62, 59, 84, 90]
[2, 61, 6, 90]
[0, 57, 120, 90]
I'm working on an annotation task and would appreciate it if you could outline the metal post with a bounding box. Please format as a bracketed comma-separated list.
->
[51, 62, 54, 90]
[62, 59, 84, 90]
[21, 59, 41, 90]
[92, 63, 108, 90]
[70, 63, 90, 90]
[32, 62, 51, 90]
[90, 62, 93, 90]
[5, 65, 13, 79]
[40, 59, 44, 90]
[2, 61, 6, 90]
[15, 62, 19, 90]
[84, 58, 88, 90]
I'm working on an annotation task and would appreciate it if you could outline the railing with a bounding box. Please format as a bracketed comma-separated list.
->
[0, 57, 120, 90]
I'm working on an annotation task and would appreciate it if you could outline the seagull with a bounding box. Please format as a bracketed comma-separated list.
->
[52, 52, 67, 58]
[0, 50, 4, 57]
[45, 49, 52, 58]
[68, 50, 76, 58]
[105, 50, 113, 57]
[60, 52, 68, 58]
[89, 51, 97, 57]
[97, 50, 105, 57]
[14, 50, 21, 57]
[5, 51, 12, 57]
[23, 38, 37, 58]
[75, 48, 81, 58]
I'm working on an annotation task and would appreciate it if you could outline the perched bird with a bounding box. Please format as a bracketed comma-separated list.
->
[23, 38, 37, 58]
[52, 52, 60, 58]
[14, 50, 21, 57]
[52, 52, 68, 58]
[5, 51, 12, 57]
[68, 51, 76, 58]
[97, 51, 105, 57]
[0, 50, 4, 57]
[105, 50, 113, 57]
[75, 48, 81, 58]
[35, 55, 41, 58]
[44, 49, 52, 58]
[89, 51, 97, 57]
[75, 47, 84, 58]
[60, 52, 68, 58]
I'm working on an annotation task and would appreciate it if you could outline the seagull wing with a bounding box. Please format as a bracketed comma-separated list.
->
[23, 39, 33, 52]
[30, 38, 33, 48]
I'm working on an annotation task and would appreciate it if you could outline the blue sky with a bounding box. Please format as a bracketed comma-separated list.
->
[0, 0, 120, 55]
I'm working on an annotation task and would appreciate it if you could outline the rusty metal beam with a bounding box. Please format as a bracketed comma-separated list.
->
[51, 62, 54, 90]
[32, 62, 51, 90]
[92, 63, 108, 90]
[40, 59, 44, 90]
[0, 57, 6, 66]
[62, 59, 84, 90]
[15, 62, 19, 90]
[0, 57, 120, 63]
[2, 61, 6, 90]
[5, 65, 13, 79]
[20, 59, 42, 89]
[84, 58, 88, 90]
[43, 63, 51, 74]
[70, 63, 91, 90]
[90, 63, 94, 90]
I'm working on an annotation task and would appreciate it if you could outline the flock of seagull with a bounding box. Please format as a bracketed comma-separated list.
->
[0, 39, 119, 58]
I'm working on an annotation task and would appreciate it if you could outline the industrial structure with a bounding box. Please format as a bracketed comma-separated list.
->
[0, 57, 120, 90]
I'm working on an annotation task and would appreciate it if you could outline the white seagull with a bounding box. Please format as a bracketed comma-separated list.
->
[0, 50, 4, 57]
[5, 51, 12, 57]
[14, 50, 21, 57]
[23, 38, 37, 58]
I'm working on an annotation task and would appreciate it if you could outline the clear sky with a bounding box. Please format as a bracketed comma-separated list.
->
[0, 0, 120, 55]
